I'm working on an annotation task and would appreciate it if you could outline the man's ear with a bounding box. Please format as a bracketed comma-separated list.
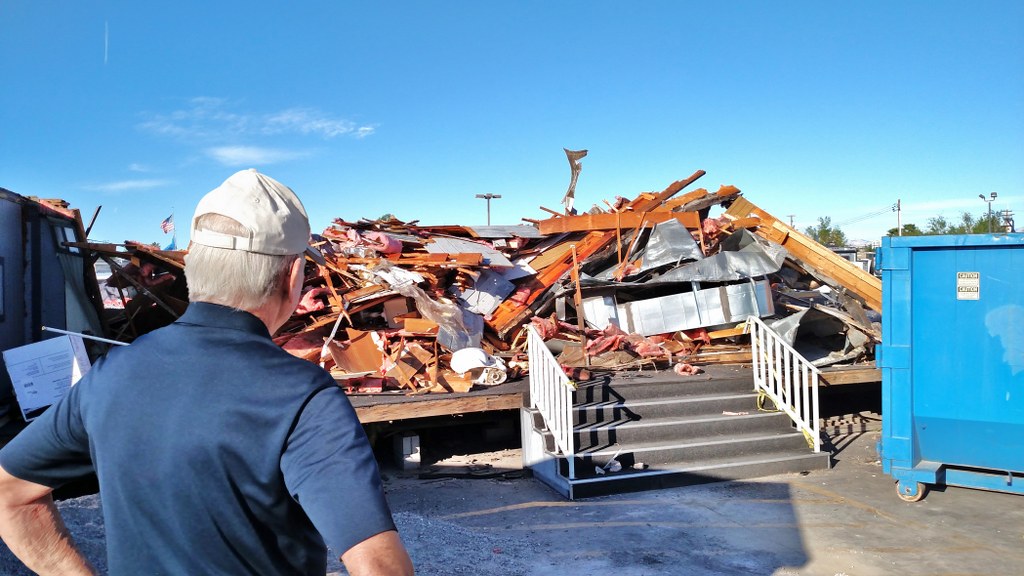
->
[288, 256, 305, 290]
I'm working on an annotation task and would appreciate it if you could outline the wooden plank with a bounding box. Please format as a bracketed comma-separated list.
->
[707, 326, 747, 340]
[637, 171, 707, 210]
[402, 318, 439, 334]
[819, 366, 881, 386]
[724, 216, 761, 231]
[661, 188, 709, 210]
[353, 392, 524, 423]
[725, 197, 882, 312]
[383, 252, 485, 266]
[537, 211, 701, 235]
[688, 350, 753, 364]
[526, 242, 574, 270]
[671, 185, 743, 214]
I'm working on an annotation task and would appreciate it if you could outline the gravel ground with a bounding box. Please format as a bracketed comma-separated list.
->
[0, 444, 573, 573]
[0, 483, 542, 575]
[4, 435, 1023, 575]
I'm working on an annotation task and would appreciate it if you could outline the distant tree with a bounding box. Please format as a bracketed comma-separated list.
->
[953, 212, 977, 234]
[973, 213, 1002, 234]
[886, 223, 923, 237]
[925, 211, 1002, 235]
[805, 216, 847, 246]
[926, 216, 950, 235]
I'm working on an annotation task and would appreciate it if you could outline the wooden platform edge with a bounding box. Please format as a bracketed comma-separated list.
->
[354, 391, 525, 424]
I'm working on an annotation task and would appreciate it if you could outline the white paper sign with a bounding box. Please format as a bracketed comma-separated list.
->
[2, 335, 91, 421]
[956, 271, 980, 301]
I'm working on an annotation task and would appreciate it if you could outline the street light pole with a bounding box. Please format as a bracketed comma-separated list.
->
[978, 192, 997, 233]
[475, 193, 501, 225]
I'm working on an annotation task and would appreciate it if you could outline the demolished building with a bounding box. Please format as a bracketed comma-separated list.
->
[62, 169, 881, 398]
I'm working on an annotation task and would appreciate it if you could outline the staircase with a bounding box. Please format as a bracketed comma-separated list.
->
[522, 363, 832, 500]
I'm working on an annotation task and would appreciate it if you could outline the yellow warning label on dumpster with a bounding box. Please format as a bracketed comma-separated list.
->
[956, 271, 980, 300]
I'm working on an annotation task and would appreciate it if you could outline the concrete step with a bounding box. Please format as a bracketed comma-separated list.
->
[574, 411, 794, 450]
[572, 373, 754, 404]
[573, 430, 813, 469]
[563, 451, 832, 499]
[573, 393, 759, 425]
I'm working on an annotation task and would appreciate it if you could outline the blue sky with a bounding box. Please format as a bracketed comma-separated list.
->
[2, 1, 1022, 246]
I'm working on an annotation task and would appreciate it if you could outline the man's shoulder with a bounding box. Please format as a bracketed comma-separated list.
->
[89, 319, 334, 395]
[270, 349, 336, 385]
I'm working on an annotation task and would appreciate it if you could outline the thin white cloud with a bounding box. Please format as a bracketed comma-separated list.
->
[138, 98, 248, 140]
[127, 163, 150, 172]
[263, 108, 362, 138]
[138, 99, 369, 142]
[906, 195, 1023, 214]
[84, 179, 171, 193]
[206, 146, 308, 166]
[905, 198, 983, 213]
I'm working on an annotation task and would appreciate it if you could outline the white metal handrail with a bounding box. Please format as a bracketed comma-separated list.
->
[746, 316, 822, 452]
[526, 325, 577, 479]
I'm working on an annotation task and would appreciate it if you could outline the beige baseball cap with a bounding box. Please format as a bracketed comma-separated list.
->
[190, 169, 326, 265]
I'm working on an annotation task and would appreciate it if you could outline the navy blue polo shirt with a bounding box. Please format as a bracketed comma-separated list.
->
[0, 302, 396, 575]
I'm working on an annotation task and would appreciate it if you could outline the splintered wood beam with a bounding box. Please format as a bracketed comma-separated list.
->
[537, 211, 701, 235]
[526, 242, 574, 270]
[671, 185, 743, 214]
[661, 188, 710, 210]
[636, 170, 706, 211]
[539, 206, 564, 217]
[332, 253, 485, 267]
[725, 196, 882, 312]
[487, 170, 707, 337]
[723, 216, 762, 231]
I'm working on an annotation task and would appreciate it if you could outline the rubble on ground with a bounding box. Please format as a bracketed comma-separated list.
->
[79, 169, 882, 394]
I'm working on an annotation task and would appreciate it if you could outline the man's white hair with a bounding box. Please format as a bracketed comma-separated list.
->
[184, 213, 300, 311]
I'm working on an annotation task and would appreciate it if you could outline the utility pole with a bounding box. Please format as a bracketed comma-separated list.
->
[895, 199, 902, 236]
[787, 215, 795, 227]
[1000, 208, 1015, 233]
[978, 192, 997, 233]
[475, 193, 501, 226]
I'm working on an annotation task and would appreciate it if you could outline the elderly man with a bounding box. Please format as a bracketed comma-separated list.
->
[0, 169, 413, 575]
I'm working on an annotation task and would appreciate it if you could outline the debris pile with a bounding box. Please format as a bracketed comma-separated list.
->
[78, 241, 187, 341]
[81, 169, 883, 394]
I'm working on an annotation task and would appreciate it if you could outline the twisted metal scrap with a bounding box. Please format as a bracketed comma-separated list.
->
[562, 148, 588, 213]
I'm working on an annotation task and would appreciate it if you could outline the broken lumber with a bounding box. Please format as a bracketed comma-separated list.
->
[486, 170, 708, 337]
[725, 196, 882, 312]
[537, 211, 701, 235]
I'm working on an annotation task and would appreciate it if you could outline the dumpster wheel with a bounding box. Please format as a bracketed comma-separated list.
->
[896, 480, 927, 502]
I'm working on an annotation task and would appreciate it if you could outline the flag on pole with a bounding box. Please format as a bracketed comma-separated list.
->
[160, 215, 174, 234]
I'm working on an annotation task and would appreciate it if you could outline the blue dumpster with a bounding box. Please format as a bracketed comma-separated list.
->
[878, 234, 1024, 501]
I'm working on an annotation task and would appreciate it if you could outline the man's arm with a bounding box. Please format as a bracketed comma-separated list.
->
[0, 464, 96, 576]
[341, 529, 414, 576]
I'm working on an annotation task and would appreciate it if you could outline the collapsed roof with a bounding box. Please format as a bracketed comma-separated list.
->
[81, 169, 882, 393]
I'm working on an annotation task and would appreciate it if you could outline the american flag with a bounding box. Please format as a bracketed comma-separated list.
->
[160, 215, 174, 234]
